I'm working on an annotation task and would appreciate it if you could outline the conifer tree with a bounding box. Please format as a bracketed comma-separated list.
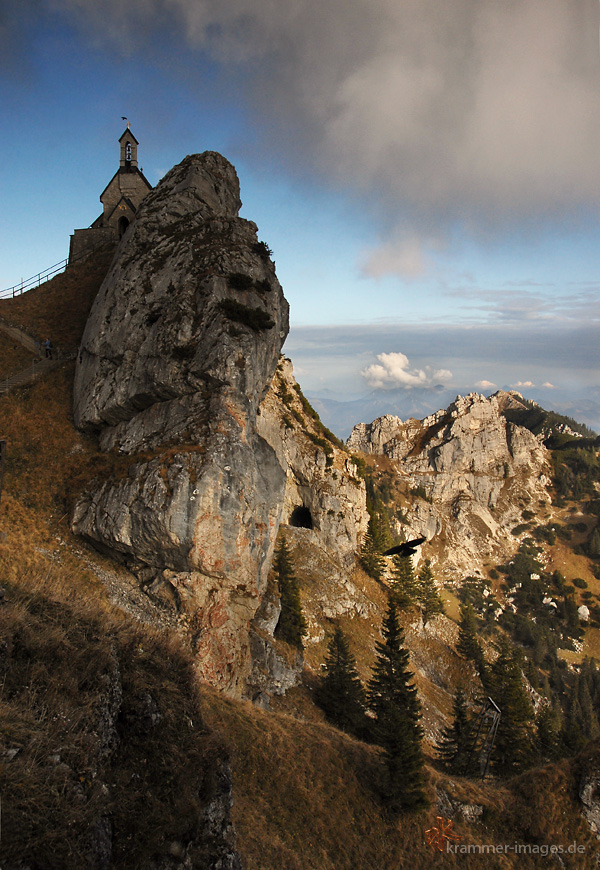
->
[587, 526, 600, 557]
[535, 700, 561, 762]
[484, 639, 535, 775]
[315, 626, 366, 737]
[577, 670, 600, 740]
[457, 603, 485, 672]
[417, 560, 444, 626]
[436, 685, 472, 774]
[359, 515, 385, 581]
[273, 536, 306, 649]
[368, 597, 427, 812]
[388, 554, 418, 609]
[561, 691, 586, 755]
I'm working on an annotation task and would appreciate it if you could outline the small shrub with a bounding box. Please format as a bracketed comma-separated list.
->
[512, 523, 531, 536]
[253, 241, 273, 260]
[569, 521, 588, 533]
[228, 272, 254, 291]
[350, 454, 366, 479]
[218, 299, 274, 331]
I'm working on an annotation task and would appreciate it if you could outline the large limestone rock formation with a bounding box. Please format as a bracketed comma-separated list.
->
[72, 152, 289, 695]
[348, 391, 551, 576]
[258, 358, 368, 567]
[253, 359, 370, 674]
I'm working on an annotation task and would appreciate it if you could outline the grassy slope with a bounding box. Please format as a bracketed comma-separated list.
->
[0, 258, 235, 868]
[0, 243, 116, 351]
[203, 687, 600, 869]
[1, 251, 600, 868]
[0, 338, 35, 380]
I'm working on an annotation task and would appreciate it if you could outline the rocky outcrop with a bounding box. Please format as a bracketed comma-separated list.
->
[348, 391, 551, 576]
[258, 358, 368, 568]
[72, 152, 289, 696]
[248, 359, 369, 689]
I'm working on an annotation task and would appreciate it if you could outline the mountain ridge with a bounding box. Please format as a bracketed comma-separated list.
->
[2, 150, 600, 867]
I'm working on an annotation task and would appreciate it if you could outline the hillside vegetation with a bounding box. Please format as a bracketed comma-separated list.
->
[0, 243, 116, 352]
[1, 255, 600, 867]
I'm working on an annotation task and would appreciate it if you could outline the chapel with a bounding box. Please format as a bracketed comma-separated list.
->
[69, 125, 153, 261]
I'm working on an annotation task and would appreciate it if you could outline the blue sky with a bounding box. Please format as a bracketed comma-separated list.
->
[1, 1, 599, 429]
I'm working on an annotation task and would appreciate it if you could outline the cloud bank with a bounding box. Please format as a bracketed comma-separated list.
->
[33, 3, 600, 245]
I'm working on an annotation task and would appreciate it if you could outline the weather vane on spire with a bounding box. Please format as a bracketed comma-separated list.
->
[121, 116, 131, 129]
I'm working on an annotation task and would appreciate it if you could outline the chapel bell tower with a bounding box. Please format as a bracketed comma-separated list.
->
[119, 126, 139, 169]
[69, 124, 153, 262]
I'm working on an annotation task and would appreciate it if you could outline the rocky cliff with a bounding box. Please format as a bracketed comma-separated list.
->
[72, 152, 368, 699]
[348, 391, 552, 577]
[72, 152, 290, 696]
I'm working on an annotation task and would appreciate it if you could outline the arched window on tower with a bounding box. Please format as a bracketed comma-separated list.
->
[125, 142, 132, 164]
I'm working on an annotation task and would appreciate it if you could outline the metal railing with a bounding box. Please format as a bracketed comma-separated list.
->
[0, 259, 70, 299]
[0, 358, 46, 394]
[0, 238, 117, 301]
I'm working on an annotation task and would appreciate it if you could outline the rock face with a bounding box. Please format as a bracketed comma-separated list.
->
[248, 358, 369, 693]
[580, 756, 600, 839]
[72, 152, 289, 695]
[348, 391, 551, 576]
[257, 358, 368, 568]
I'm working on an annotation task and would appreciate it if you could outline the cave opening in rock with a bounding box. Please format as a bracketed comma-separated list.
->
[289, 505, 313, 529]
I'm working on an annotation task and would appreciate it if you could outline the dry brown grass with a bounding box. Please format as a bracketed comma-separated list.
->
[0, 245, 114, 350]
[0, 537, 231, 869]
[0, 363, 103, 520]
[2, 255, 600, 868]
[202, 686, 600, 869]
[0, 335, 35, 379]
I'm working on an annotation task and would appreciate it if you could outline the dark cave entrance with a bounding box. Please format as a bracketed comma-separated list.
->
[289, 505, 313, 529]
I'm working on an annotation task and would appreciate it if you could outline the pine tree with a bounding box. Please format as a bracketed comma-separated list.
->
[587, 526, 600, 557]
[535, 700, 561, 762]
[273, 536, 306, 649]
[417, 560, 444, 626]
[359, 515, 385, 581]
[561, 691, 586, 755]
[457, 603, 485, 671]
[577, 670, 600, 740]
[315, 627, 366, 737]
[388, 554, 418, 609]
[436, 685, 472, 774]
[484, 639, 535, 775]
[368, 597, 427, 812]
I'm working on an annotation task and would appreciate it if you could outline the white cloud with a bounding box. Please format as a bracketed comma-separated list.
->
[362, 351, 452, 390]
[475, 380, 497, 390]
[542, 382, 556, 389]
[512, 380, 535, 388]
[42, 1, 600, 279]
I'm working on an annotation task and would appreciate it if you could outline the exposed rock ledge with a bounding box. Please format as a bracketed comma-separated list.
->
[72, 152, 289, 696]
[71, 152, 369, 700]
[348, 391, 551, 577]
